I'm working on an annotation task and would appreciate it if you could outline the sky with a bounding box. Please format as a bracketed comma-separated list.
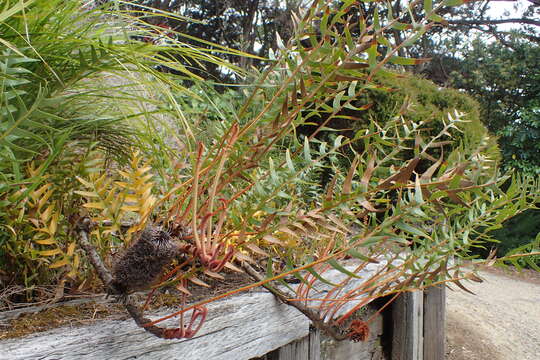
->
[486, 0, 531, 31]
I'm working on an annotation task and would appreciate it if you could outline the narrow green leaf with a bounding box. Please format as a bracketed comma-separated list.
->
[424, 0, 433, 14]
[395, 221, 429, 238]
[303, 136, 311, 162]
[443, 0, 465, 6]
[306, 266, 338, 287]
[346, 249, 379, 263]
[327, 258, 362, 278]
[367, 43, 378, 67]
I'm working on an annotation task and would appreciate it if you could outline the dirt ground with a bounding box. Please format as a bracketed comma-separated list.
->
[446, 267, 540, 360]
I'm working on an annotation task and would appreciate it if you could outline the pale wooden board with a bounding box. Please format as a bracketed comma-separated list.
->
[423, 285, 446, 360]
[0, 261, 391, 360]
[266, 327, 321, 360]
[392, 291, 423, 360]
[0, 290, 310, 360]
[320, 309, 384, 360]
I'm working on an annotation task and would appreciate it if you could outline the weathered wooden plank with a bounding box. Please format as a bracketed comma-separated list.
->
[268, 335, 310, 360]
[266, 327, 321, 360]
[392, 291, 423, 360]
[309, 328, 321, 360]
[321, 311, 384, 360]
[0, 290, 310, 360]
[0, 261, 388, 360]
[423, 285, 445, 360]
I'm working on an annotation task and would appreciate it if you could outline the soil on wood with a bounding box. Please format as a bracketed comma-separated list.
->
[446, 267, 540, 360]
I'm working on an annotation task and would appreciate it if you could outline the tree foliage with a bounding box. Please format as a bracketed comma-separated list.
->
[110, 0, 300, 82]
[445, 37, 540, 174]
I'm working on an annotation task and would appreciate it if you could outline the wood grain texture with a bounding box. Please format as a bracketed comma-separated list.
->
[0, 290, 310, 360]
[268, 335, 310, 360]
[0, 261, 390, 360]
[392, 291, 423, 360]
[321, 312, 384, 360]
[266, 327, 321, 360]
[309, 328, 321, 360]
[423, 285, 446, 360]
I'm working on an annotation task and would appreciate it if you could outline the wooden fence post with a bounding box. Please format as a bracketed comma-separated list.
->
[392, 291, 423, 360]
[266, 327, 321, 360]
[423, 285, 446, 360]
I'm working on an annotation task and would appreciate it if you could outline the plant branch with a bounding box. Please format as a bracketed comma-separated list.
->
[241, 262, 349, 341]
[447, 18, 540, 27]
[75, 218, 175, 339]
[76, 218, 113, 286]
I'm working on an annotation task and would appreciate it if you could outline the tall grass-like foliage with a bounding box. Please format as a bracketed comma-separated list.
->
[71, 0, 540, 340]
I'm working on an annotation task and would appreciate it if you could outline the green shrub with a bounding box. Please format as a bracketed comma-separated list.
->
[295, 71, 498, 187]
[490, 209, 540, 267]
[366, 73, 491, 150]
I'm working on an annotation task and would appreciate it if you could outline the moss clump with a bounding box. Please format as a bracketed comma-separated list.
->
[0, 302, 125, 340]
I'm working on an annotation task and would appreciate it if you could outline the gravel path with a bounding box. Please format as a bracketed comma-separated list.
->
[446, 268, 540, 360]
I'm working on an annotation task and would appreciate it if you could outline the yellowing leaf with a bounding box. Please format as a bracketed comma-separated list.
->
[30, 183, 51, 203]
[115, 181, 129, 188]
[82, 202, 105, 209]
[278, 226, 299, 238]
[74, 190, 100, 198]
[40, 205, 54, 222]
[67, 242, 76, 256]
[38, 189, 54, 211]
[139, 173, 153, 183]
[40, 248, 63, 256]
[35, 238, 56, 245]
[35, 227, 51, 234]
[49, 212, 59, 235]
[76, 176, 93, 188]
[124, 194, 140, 203]
[138, 166, 152, 175]
[142, 195, 156, 211]
[121, 205, 140, 212]
[72, 253, 80, 270]
[49, 259, 69, 269]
